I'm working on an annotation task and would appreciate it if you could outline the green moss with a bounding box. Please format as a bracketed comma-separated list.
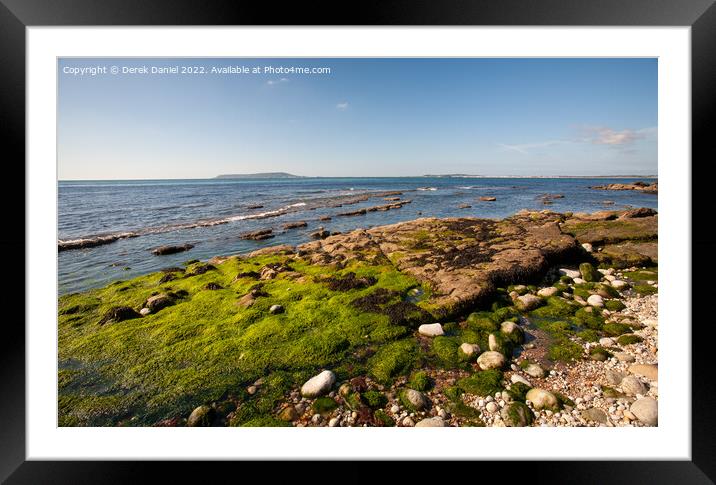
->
[633, 284, 657, 295]
[617, 334, 644, 345]
[466, 312, 499, 332]
[507, 285, 529, 295]
[506, 381, 532, 402]
[362, 390, 388, 409]
[431, 336, 463, 368]
[408, 371, 432, 391]
[603, 322, 632, 336]
[344, 392, 363, 410]
[530, 297, 580, 319]
[594, 283, 620, 298]
[240, 416, 292, 427]
[573, 307, 605, 330]
[577, 329, 599, 342]
[604, 300, 626, 312]
[492, 306, 520, 323]
[446, 400, 481, 420]
[58, 252, 426, 426]
[601, 386, 625, 399]
[312, 396, 338, 415]
[457, 369, 504, 396]
[444, 385, 464, 402]
[579, 262, 600, 282]
[622, 268, 658, 281]
[559, 275, 573, 284]
[374, 409, 395, 426]
[547, 338, 583, 362]
[368, 339, 419, 384]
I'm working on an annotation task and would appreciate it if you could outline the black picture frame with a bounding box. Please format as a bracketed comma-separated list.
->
[2, 0, 714, 481]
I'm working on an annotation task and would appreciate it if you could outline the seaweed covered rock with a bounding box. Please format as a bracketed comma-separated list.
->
[145, 293, 175, 312]
[501, 401, 534, 427]
[98, 306, 141, 325]
[187, 405, 215, 427]
[515, 294, 544, 312]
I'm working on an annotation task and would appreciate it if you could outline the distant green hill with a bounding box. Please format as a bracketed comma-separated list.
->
[215, 172, 304, 179]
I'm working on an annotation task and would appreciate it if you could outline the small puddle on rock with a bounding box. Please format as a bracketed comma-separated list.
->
[405, 287, 425, 304]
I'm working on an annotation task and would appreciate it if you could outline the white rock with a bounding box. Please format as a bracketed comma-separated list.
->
[620, 376, 648, 396]
[515, 294, 543, 311]
[418, 323, 444, 337]
[488, 333, 500, 351]
[510, 374, 532, 386]
[525, 388, 558, 410]
[630, 397, 658, 425]
[537, 286, 559, 297]
[581, 243, 593, 252]
[573, 277, 586, 285]
[404, 389, 430, 410]
[415, 417, 445, 427]
[486, 402, 498, 413]
[643, 318, 658, 327]
[477, 351, 506, 370]
[269, 304, 284, 314]
[604, 274, 616, 282]
[328, 417, 340, 427]
[525, 363, 545, 378]
[559, 268, 581, 279]
[587, 294, 604, 307]
[391, 405, 400, 414]
[611, 280, 629, 290]
[459, 342, 481, 358]
[139, 308, 151, 316]
[599, 337, 616, 346]
[402, 416, 415, 427]
[301, 370, 336, 398]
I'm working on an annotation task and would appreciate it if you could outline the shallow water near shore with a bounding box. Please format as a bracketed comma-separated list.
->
[59, 177, 656, 294]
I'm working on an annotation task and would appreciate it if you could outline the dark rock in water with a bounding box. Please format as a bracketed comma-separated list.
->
[590, 182, 657, 194]
[319, 216, 332, 221]
[58, 232, 139, 252]
[479, 196, 496, 201]
[152, 244, 194, 256]
[283, 221, 308, 230]
[247, 204, 264, 209]
[458, 204, 472, 209]
[240, 229, 274, 240]
[619, 207, 657, 219]
[204, 282, 223, 290]
[145, 293, 175, 312]
[98, 306, 141, 325]
[310, 228, 331, 239]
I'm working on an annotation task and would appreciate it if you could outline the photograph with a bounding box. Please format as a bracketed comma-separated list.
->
[56, 57, 659, 429]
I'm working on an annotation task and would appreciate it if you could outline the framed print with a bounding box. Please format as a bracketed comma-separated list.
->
[3, 0, 716, 481]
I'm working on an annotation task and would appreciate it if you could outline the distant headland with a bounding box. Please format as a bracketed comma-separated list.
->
[215, 172, 305, 179]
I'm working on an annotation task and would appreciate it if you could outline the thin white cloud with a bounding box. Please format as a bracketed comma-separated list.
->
[266, 78, 289, 86]
[336, 102, 349, 110]
[497, 140, 570, 155]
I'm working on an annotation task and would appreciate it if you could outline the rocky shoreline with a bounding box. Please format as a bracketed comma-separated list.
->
[58, 208, 658, 428]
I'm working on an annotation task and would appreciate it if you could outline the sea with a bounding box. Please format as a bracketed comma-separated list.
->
[58, 177, 658, 295]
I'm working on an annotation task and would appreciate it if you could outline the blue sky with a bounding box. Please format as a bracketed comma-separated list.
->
[58, 58, 657, 179]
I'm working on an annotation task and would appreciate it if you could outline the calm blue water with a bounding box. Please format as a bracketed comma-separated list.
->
[58, 177, 657, 295]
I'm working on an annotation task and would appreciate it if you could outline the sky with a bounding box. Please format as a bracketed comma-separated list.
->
[58, 58, 657, 179]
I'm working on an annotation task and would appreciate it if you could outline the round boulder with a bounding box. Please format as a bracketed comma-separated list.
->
[501, 401, 534, 427]
[630, 397, 658, 425]
[620, 375, 648, 396]
[515, 294, 544, 312]
[525, 388, 558, 411]
[587, 294, 604, 308]
[187, 405, 215, 427]
[301, 370, 336, 398]
[403, 389, 430, 411]
[477, 351, 506, 370]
